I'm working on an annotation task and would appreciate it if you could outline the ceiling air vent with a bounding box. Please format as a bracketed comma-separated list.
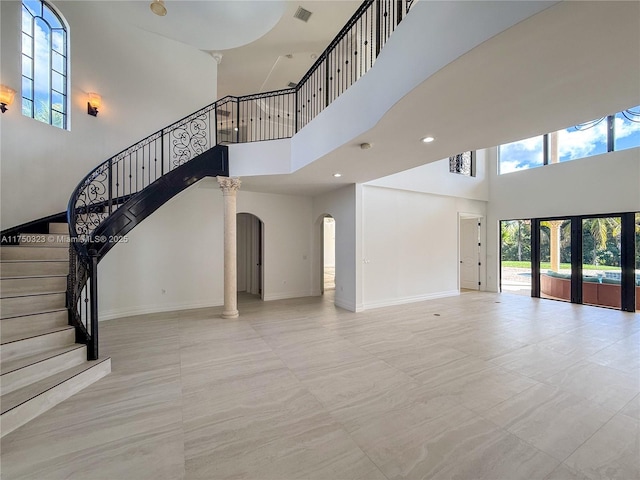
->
[294, 6, 312, 22]
[287, 82, 298, 88]
[216, 108, 230, 117]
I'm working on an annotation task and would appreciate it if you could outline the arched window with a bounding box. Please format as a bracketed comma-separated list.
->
[21, 0, 68, 129]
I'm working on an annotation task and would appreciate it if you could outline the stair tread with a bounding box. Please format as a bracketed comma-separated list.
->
[0, 274, 67, 280]
[1, 325, 74, 346]
[1, 291, 65, 299]
[1, 289, 67, 299]
[0, 308, 67, 320]
[2, 304, 67, 320]
[1, 260, 68, 263]
[1, 344, 84, 375]
[1, 358, 110, 415]
[1, 245, 69, 249]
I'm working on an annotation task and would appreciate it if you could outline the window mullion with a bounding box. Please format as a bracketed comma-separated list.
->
[48, 20, 53, 125]
[607, 115, 615, 152]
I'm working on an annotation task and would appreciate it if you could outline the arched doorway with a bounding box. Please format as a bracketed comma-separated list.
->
[237, 213, 263, 299]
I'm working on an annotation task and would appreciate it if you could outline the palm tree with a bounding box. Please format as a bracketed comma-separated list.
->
[502, 220, 529, 261]
[583, 217, 621, 266]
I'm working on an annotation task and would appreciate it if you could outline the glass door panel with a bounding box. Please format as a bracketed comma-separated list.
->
[540, 219, 572, 302]
[582, 217, 622, 309]
[500, 220, 532, 296]
[634, 213, 640, 312]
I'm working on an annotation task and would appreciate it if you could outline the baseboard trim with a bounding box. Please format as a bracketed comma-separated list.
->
[262, 291, 314, 302]
[99, 299, 223, 321]
[362, 290, 459, 310]
[333, 298, 363, 312]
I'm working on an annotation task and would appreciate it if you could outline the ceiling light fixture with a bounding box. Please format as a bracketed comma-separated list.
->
[333, 173, 342, 178]
[150, 0, 167, 16]
[421, 136, 435, 143]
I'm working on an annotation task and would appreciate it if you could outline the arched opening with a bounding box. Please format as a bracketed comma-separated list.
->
[321, 215, 335, 294]
[237, 213, 263, 299]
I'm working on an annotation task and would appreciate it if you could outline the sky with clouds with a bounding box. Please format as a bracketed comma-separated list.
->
[22, 0, 66, 121]
[499, 109, 640, 174]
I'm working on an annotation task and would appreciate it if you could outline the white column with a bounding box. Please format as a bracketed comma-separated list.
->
[217, 176, 241, 318]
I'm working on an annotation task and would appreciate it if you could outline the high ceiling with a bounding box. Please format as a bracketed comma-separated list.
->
[107, 0, 361, 97]
[108, 1, 287, 51]
[216, 1, 361, 97]
[113, 1, 639, 197]
[233, 0, 640, 196]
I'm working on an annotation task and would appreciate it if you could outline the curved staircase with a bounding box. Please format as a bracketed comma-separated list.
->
[1, 223, 110, 437]
[0, 0, 413, 438]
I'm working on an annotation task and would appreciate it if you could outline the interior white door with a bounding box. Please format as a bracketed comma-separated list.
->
[460, 218, 480, 290]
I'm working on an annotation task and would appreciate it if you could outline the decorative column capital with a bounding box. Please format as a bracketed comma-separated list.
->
[217, 176, 241, 195]
[209, 51, 223, 64]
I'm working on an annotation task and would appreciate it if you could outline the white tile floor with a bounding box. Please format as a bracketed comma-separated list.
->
[1, 291, 638, 479]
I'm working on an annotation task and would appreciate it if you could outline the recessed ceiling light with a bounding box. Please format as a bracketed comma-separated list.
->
[421, 136, 435, 143]
[333, 173, 342, 178]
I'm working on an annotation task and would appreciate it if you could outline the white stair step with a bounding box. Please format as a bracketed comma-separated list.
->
[0, 261, 68, 278]
[18, 233, 70, 246]
[0, 276, 67, 298]
[1, 327, 75, 363]
[48, 223, 69, 235]
[1, 344, 86, 395]
[0, 357, 111, 438]
[0, 310, 68, 340]
[1, 246, 68, 261]
[1, 292, 66, 319]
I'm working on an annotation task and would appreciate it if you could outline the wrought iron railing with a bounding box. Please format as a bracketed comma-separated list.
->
[67, 0, 417, 359]
[297, 0, 411, 129]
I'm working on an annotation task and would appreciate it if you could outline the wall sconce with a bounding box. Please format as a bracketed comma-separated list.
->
[0, 85, 16, 113]
[87, 92, 101, 116]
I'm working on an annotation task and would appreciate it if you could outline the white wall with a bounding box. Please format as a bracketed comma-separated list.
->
[366, 150, 488, 201]
[229, 139, 291, 177]
[237, 188, 313, 302]
[362, 185, 486, 309]
[0, 0, 218, 229]
[99, 180, 314, 319]
[312, 184, 362, 311]
[485, 146, 640, 292]
[98, 181, 224, 320]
